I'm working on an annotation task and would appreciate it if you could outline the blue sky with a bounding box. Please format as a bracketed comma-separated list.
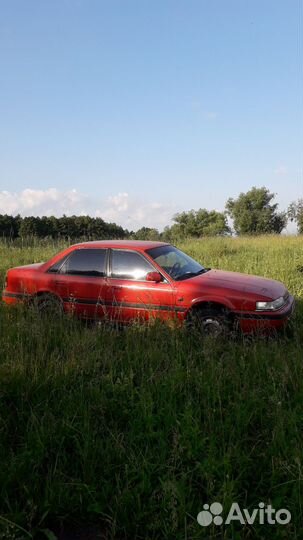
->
[0, 0, 302, 230]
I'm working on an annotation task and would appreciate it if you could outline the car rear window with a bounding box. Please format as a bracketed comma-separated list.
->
[59, 249, 107, 277]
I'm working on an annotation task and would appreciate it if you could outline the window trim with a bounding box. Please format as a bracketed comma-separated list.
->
[108, 248, 168, 283]
[47, 253, 69, 274]
[47, 248, 109, 278]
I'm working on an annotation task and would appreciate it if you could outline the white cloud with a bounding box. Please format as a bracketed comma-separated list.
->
[204, 111, 218, 120]
[274, 165, 288, 176]
[0, 188, 176, 231]
[97, 192, 175, 230]
[189, 100, 218, 119]
[0, 188, 87, 216]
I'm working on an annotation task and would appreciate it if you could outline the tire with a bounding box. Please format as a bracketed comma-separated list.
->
[187, 307, 231, 337]
[34, 293, 63, 317]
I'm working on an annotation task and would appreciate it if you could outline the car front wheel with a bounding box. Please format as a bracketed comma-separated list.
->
[187, 307, 231, 337]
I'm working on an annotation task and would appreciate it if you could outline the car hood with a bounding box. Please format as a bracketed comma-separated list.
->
[190, 269, 287, 300]
[10, 263, 44, 272]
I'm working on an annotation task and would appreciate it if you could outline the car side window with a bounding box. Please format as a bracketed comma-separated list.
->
[111, 250, 154, 280]
[48, 255, 68, 273]
[59, 249, 107, 277]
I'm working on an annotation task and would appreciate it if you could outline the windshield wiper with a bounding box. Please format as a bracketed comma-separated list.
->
[175, 268, 209, 281]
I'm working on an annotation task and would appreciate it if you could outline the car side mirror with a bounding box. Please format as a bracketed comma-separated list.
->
[146, 271, 162, 283]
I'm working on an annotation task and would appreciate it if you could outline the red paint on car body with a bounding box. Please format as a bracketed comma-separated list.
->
[2, 240, 295, 334]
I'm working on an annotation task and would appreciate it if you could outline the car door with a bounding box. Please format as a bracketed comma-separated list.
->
[106, 249, 175, 322]
[51, 248, 109, 319]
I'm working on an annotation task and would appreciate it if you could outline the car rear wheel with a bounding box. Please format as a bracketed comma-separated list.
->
[34, 293, 63, 317]
[187, 307, 230, 337]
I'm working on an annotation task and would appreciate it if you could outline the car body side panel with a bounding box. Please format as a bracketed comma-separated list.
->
[105, 278, 176, 322]
[49, 273, 109, 319]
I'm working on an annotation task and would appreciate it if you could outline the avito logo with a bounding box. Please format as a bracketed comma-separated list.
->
[197, 502, 291, 527]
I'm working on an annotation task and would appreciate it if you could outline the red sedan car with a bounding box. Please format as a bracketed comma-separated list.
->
[2, 240, 295, 335]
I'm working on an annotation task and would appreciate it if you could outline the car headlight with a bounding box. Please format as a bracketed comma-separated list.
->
[256, 296, 285, 311]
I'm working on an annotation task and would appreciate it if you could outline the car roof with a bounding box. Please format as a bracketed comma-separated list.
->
[70, 240, 170, 251]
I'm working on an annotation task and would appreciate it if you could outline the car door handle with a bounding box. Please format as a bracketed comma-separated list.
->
[113, 285, 122, 290]
[55, 280, 64, 285]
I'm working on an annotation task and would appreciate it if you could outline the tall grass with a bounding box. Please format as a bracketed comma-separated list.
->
[0, 236, 303, 539]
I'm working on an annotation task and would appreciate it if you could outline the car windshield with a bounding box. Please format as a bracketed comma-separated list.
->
[146, 245, 208, 281]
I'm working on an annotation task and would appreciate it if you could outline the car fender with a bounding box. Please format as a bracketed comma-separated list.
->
[31, 289, 64, 303]
[190, 295, 236, 312]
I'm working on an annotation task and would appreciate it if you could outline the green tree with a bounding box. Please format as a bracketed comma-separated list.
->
[19, 217, 40, 237]
[0, 213, 128, 240]
[0, 214, 20, 238]
[132, 227, 160, 240]
[288, 199, 303, 234]
[169, 208, 230, 238]
[226, 187, 286, 235]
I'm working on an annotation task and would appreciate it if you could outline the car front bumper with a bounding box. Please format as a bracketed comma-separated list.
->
[236, 295, 295, 334]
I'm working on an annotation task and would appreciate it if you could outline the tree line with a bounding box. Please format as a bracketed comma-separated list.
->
[0, 214, 126, 240]
[0, 187, 302, 241]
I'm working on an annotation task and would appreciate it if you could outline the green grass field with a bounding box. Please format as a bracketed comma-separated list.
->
[1, 236, 303, 539]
